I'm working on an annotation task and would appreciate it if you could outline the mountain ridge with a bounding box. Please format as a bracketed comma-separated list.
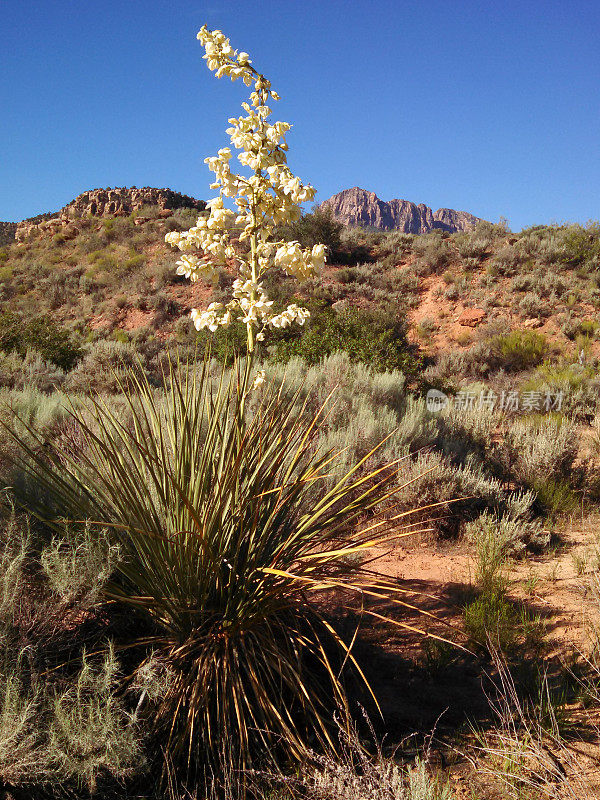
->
[319, 187, 482, 234]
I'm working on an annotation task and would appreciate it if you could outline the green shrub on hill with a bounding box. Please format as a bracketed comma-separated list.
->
[489, 330, 549, 372]
[0, 312, 81, 370]
[273, 302, 423, 373]
[278, 206, 344, 261]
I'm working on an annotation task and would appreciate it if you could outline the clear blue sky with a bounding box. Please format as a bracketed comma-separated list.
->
[2, 0, 599, 231]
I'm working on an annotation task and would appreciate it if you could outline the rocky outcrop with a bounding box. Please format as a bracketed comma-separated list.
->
[15, 187, 205, 242]
[319, 187, 482, 234]
[61, 187, 205, 219]
[0, 222, 17, 247]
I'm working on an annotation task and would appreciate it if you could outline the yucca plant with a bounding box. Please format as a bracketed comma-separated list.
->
[5, 358, 439, 793]
[3, 27, 454, 797]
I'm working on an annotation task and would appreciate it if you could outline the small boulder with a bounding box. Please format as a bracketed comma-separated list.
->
[523, 317, 543, 329]
[457, 307, 485, 327]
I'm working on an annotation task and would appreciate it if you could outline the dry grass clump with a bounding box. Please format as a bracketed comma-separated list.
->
[290, 716, 454, 800]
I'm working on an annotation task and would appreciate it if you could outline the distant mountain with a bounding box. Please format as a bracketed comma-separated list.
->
[319, 187, 482, 234]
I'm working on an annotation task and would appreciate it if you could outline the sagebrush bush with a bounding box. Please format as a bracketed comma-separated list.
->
[506, 416, 578, 486]
[395, 450, 534, 537]
[0, 647, 142, 793]
[41, 525, 121, 607]
[64, 339, 145, 393]
[0, 349, 65, 392]
[304, 721, 453, 800]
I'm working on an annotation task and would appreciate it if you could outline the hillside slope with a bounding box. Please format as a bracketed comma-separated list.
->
[0, 192, 599, 383]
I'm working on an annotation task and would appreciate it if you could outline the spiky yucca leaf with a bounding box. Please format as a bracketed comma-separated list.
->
[5, 359, 439, 789]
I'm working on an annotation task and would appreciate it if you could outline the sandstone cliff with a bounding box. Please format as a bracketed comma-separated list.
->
[319, 187, 481, 233]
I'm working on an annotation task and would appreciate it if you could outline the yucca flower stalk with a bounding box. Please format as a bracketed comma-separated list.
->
[165, 26, 327, 395]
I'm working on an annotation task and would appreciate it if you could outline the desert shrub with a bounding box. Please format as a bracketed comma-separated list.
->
[278, 207, 344, 261]
[0, 350, 65, 392]
[563, 317, 598, 340]
[0, 312, 81, 370]
[510, 274, 533, 293]
[467, 512, 548, 594]
[520, 362, 600, 419]
[517, 292, 548, 318]
[164, 207, 203, 232]
[489, 330, 549, 372]
[261, 353, 432, 482]
[423, 349, 472, 385]
[395, 264, 420, 294]
[337, 227, 375, 263]
[64, 339, 145, 393]
[536, 235, 566, 266]
[435, 399, 499, 466]
[489, 244, 522, 274]
[147, 257, 178, 289]
[473, 219, 509, 240]
[0, 387, 71, 441]
[396, 450, 534, 537]
[412, 232, 451, 271]
[303, 723, 452, 800]
[443, 284, 460, 300]
[375, 230, 415, 262]
[266, 351, 407, 411]
[148, 294, 180, 327]
[123, 252, 145, 271]
[341, 261, 398, 293]
[559, 221, 600, 267]
[0, 511, 29, 624]
[19, 351, 65, 391]
[415, 318, 438, 340]
[335, 266, 357, 284]
[0, 647, 142, 793]
[41, 525, 121, 608]
[273, 303, 423, 374]
[505, 416, 578, 492]
[457, 236, 489, 260]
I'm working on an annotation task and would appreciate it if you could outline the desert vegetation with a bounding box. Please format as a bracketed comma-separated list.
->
[3, 24, 600, 800]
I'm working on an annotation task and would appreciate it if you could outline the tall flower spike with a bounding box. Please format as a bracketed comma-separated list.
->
[166, 26, 327, 356]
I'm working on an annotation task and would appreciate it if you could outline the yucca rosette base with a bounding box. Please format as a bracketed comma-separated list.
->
[6, 361, 431, 792]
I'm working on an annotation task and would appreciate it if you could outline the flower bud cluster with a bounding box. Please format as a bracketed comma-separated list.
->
[166, 27, 328, 350]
